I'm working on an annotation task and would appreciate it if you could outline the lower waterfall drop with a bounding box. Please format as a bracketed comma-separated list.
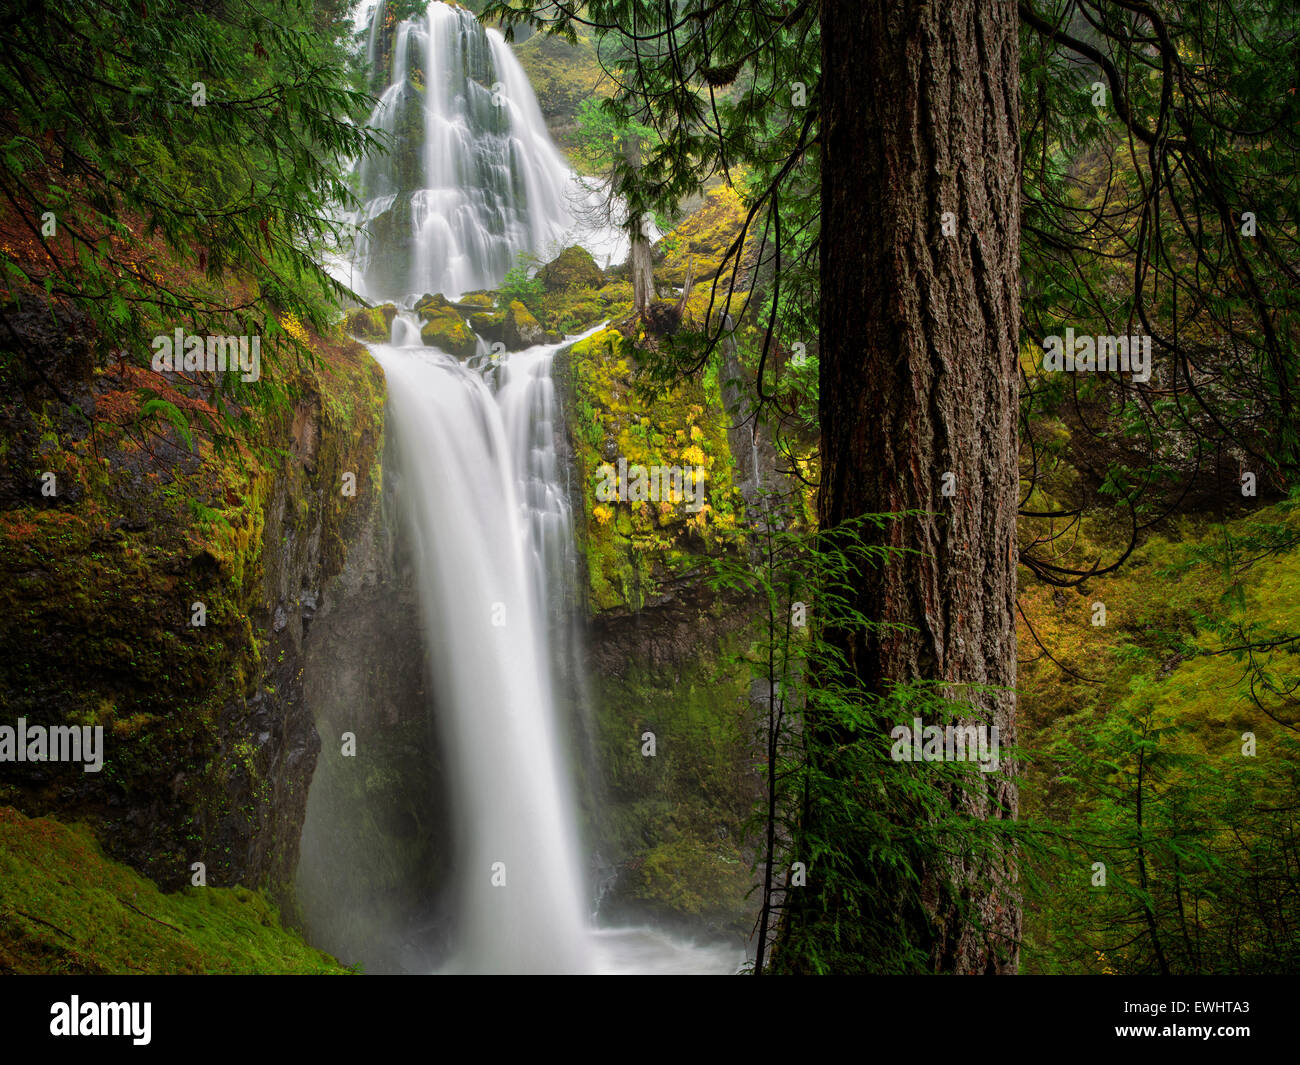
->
[375, 335, 591, 974]
[373, 326, 742, 975]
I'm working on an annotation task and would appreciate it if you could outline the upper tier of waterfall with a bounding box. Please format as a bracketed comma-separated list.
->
[346, 1, 627, 303]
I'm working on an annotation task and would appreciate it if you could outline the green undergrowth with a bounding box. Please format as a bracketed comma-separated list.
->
[1019, 493, 1300, 973]
[0, 807, 350, 974]
[1019, 497, 1300, 747]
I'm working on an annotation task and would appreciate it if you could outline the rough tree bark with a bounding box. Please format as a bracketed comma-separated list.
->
[628, 222, 654, 315]
[623, 134, 655, 314]
[817, 0, 1022, 973]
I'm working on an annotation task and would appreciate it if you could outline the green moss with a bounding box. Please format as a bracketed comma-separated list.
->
[654, 186, 750, 322]
[539, 245, 606, 291]
[419, 307, 476, 358]
[454, 291, 494, 310]
[343, 304, 396, 341]
[559, 328, 740, 612]
[0, 807, 350, 973]
[469, 310, 505, 341]
[1019, 497, 1300, 967]
[632, 836, 752, 919]
[1018, 504, 1300, 975]
[593, 281, 634, 304]
[1020, 502, 1300, 747]
[504, 299, 543, 348]
[584, 622, 757, 932]
[413, 292, 449, 315]
[535, 280, 632, 335]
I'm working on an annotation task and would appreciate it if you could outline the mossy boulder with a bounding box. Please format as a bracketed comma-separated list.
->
[470, 310, 506, 345]
[420, 316, 476, 358]
[344, 303, 398, 341]
[472, 302, 546, 351]
[538, 245, 606, 292]
[454, 291, 495, 311]
[419, 301, 477, 359]
[414, 292, 452, 315]
[503, 300, 545, 349]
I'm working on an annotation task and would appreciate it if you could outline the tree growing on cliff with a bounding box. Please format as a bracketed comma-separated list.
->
[571, 96, 659, 314]
[0, 0, 379, 436]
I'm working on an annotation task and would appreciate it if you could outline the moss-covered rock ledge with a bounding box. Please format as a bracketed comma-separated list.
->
[555, 326, 740, 615]
[551, 194, 764, 937]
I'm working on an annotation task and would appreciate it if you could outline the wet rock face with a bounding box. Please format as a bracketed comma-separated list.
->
[294, 426, 454, 973]
[0, 297, 385, 904]
[549, 325, 766, 942]
[0, 302, 98, 511]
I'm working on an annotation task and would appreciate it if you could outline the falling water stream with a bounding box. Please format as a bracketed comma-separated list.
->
[330, 2, 744, 974]
[348, 0, 625, 301]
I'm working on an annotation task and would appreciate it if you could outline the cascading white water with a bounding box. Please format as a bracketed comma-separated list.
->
[372, 326, 741, 975]
[341, 2, 742, 975]
[375, 335, 592, 973]
[347, 1, 625, 301]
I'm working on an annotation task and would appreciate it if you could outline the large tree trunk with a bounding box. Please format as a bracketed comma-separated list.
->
[817, 0, 1022, 973]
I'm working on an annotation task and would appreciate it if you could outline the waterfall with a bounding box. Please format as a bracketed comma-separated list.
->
[349, 1, 624, 302]
[309, 0, 742, 974]
[370, 326, 742, 975]
[374, 337, 592, 973]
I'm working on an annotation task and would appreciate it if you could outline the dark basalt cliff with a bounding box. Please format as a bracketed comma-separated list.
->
[0, 295, 386, 909]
